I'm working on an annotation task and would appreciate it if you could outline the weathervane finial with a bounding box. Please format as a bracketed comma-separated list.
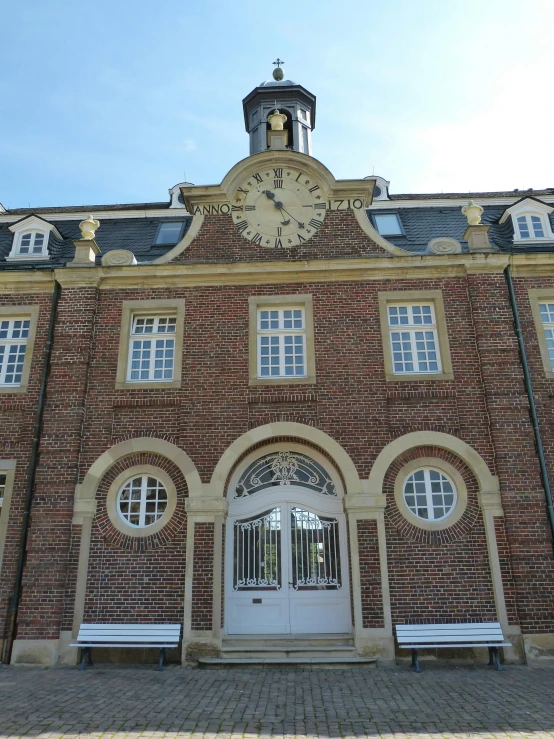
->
[272, 58, 285, 81]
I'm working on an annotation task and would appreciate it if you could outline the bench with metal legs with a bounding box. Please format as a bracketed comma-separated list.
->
[71, 624, 181, 671]
[396, 623, 511, 673]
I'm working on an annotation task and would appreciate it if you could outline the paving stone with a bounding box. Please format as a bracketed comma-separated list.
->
[1, 665, 554, 739]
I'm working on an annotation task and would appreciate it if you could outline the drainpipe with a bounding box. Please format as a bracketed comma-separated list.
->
[504, 264, 554, 551]
[2, 278, 61, 663]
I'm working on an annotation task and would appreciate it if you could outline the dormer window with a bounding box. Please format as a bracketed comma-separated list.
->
[500, 198, 554, 243]
[17, 231, 47, 256]
[516, 215, 545, 240]
[6, 215, 61, 262]
[154, 221, 186, 245]
[373, 213, 404, 236]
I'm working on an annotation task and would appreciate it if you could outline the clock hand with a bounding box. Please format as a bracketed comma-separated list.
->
[277, 205, 305, 229]
[264, 190, 276, 200]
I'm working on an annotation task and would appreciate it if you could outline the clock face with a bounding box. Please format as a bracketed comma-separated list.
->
[232, 166, 326, 248]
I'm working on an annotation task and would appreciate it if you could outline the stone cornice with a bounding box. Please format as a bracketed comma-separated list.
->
[2, 252, 554, 293]
[0, 270, 55, 294]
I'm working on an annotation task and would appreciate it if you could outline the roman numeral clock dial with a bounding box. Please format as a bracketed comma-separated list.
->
[232, 167, 326, 247]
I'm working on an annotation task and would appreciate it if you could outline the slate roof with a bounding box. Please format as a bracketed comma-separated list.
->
[2, 190, 554, 269]
[375, 204, 554, 253]
[390, 188, 554, 200]
[0, 215, 192, 266]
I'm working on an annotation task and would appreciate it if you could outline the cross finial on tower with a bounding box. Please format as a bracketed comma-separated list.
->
[272, 58, 285, 81]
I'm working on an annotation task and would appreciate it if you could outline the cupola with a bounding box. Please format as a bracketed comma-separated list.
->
[242, 60, 316, 156]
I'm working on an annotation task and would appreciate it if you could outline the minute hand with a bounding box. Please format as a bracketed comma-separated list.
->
[277, 205, 304, 228]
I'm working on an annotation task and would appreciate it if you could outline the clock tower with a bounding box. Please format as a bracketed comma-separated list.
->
[242, 60, 316, 156]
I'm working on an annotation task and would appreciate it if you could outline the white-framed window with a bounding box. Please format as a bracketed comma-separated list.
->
[539, 302, 554, 368]
[257, 307, 307, 378]
[373, 213, 404, 236]
[403, 468, 457, 521]
[516, 214, 546, 240]
[387, 303, 441, 374]
[7, 216, 60, 261]
[127, 314, 177, 383]
[0, 318, 31, 386]
[117, 475, 169, 528]
[16, 231, 48, 256]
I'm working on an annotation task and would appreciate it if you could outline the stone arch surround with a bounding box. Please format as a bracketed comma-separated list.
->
[365, 431, 522, 661]
[210, 422, 362, 498]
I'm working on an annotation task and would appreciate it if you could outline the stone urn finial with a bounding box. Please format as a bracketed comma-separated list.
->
[268, 109, 287, 131]
[462, 200, 483, 226]
[79, 215, 100, 241]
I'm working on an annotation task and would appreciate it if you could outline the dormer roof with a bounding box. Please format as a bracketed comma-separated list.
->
[8, 213, 62, 240]
[499, 196, 554, 224]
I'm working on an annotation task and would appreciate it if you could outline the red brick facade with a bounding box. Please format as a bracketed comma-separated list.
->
[0, 207, 553, 664]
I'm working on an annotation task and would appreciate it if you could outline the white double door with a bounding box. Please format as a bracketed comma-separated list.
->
[225, 487, 351, 635]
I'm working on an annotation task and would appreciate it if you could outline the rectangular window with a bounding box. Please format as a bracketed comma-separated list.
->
[378, 291, 453, 382]
[19, 232, 46, 255]
[517, 215, 546, 239]
[373, 213, 404, 236]
[257, 307, 307, 378]
[127, 315, 177, 383]
[0, 318, 31, 386]
[539, 302, 554, 369]
[0, 462, 16, 574]
[388, 304, 441, 374]
[154, 222, 186, 245]
[248, 295, 315, 385]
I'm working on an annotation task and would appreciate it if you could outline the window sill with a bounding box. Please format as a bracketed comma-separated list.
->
[513, 237, 554, 244]
[115, 379, 181, 390]
[249, 376, 316, 386]
[5, 255, 50, 262]
[0, 384, 28, 394]
[385, 371, 454, 382]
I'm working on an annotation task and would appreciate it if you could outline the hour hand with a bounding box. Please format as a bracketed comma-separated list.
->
[263, 190, 276, 200]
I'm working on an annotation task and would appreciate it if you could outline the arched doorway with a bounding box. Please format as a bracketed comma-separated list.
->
[225, 444, 351, 635]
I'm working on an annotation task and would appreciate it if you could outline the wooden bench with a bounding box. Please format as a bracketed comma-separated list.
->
[71, 623, 182, 671]
[396, 622, 511, 673]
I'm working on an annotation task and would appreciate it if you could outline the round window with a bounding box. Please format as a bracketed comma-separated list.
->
[117, 475, 168, 528]
[403, 468, 457, 521]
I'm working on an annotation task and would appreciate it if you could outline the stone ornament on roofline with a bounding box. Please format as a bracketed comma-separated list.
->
[461, 200, 483, 226]
[79, 214, 100, 241]
[427, 237, 462, 255]
[101, 249, 137, 267]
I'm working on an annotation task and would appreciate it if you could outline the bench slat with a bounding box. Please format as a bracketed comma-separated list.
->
[398, 642, 511, 649]
[396, 622, 502, 631]
[75, 629, 180, 636]
[397, 636, 508, 644]
[74, 623, 181, 649]
[397, 630, 503, 638]
[71, 642, 178, 648]
[75, 636, 179, 644]
[79, 624, 181, 632]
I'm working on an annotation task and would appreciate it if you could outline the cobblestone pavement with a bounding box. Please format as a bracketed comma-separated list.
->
[1, 664, 554, 739]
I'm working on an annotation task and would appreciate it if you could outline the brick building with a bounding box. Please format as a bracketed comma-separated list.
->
[0, 66, 553, 667]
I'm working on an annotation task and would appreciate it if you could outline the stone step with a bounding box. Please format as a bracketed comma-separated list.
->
[222, 634, 354, 648]
[198, 656, 377, 670]
[221, 646, 357, 659]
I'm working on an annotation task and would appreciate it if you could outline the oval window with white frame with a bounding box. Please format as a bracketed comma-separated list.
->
[393, 458, 467, 531]
[106, 465, 177, 538]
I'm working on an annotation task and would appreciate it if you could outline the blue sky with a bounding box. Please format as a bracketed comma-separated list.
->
[1, 0, 553, 208]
